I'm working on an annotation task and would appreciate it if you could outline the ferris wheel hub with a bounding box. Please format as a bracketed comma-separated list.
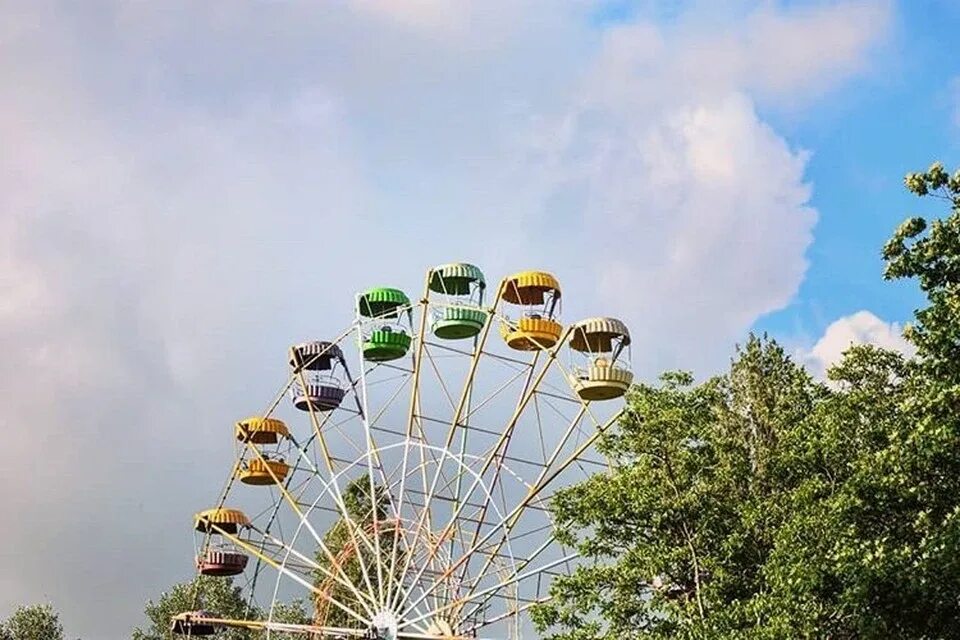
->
[371, 609, 399, 640]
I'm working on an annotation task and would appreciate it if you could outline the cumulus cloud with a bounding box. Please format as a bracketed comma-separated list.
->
[799, 310, 915, 379]
[514, 91, 817, 372]
[0, 2, 891, 637]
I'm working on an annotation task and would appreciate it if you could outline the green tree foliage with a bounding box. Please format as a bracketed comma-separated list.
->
[533, 339, 826, 639]
[133, 576, 252, 640]
[885, 161, 960, 381]
[266, 600, 311, 638]
[133, 575, 308, 640]
[534, 162, 960, 639]
[1, 604, 64, 640]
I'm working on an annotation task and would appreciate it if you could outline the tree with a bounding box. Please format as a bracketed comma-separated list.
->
[1, 604, 64, 640]
[834, 162, 960, 637]
[534, 162, 960, 639]
[133, 575, 309, 639]
[532, 338, 826, 639]
[884, 161, 960, 381]
[265, 600, 311, 639]
[133, 576, 254, 640]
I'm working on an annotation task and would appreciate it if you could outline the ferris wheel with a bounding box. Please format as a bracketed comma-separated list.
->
[173, 264, 633, 640]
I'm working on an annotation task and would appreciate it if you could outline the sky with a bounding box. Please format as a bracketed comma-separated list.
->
[0, 1, 958, 638]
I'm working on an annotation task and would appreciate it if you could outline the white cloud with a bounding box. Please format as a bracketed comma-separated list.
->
[582, 0, 890, 109]
[511, 91, 817, 372]
[0, 2, 891, 637]
[348, 0, 472, 33]
[800, 310, 915, 379]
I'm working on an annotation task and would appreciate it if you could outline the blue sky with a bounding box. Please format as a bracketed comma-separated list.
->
[753, 0, 960, 345]
[1, 1, 958, 637]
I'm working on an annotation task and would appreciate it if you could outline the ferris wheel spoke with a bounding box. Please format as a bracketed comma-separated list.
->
[371, 448, 452, 622]
[356, 317, 399, 609]
[395, 408, 619, 622]
[282, 383, 385, 607]
[388, 449, 493, 618]
[386, 295, 500, 613]
[401, 454, 483, 617]
[463, 597, 549, 633]
[412, 438, 438, 614]
[210, 524, 371, 626]
[334, 452, 450, 624]
[239, 442, 382, 617]
[451, 351, 546, 587]
[276, 449, 434, 629]
[392, 559, 448, 629]
[533, 392, 549, 462]
[421, 345, 459, 413]
[387, 290, 442, 606]
[363, 368, 413, 436]
[441, 294, 500, 453]
[266, 425, 378, 560]
[458, 366, 529, 423]
[402, 420, 492, 613]
[455, 403, 587, 588]
[386, 448, 466, 613]
[399, 551, 578, 630]
[258, 528, 380, 616]
[409, 347, 472, 586]
[386, 433, 421, 614]
[455, 407, 621, 606]
[459, 534, 556, 621]
[393, 457, 511, 621]
[393, 340, 565, 617]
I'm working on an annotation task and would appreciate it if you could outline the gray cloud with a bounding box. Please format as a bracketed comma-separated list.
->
[0, 2, 889, 637]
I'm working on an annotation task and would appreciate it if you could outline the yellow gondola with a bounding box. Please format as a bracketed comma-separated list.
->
[498, 271, 563, 350]
[194, 508, 250, 534]
[234, 416, 289, 444]
[238, 457, 290, 486]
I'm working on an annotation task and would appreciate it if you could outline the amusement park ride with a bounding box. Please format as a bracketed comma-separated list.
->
[173, 265, 632, 639]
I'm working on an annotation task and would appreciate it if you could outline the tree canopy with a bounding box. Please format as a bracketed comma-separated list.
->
[133, 576, 252, 640]
[132, 575, 307, 640]
[533, 162, 960, 639]
[1, 604, 65, 640]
